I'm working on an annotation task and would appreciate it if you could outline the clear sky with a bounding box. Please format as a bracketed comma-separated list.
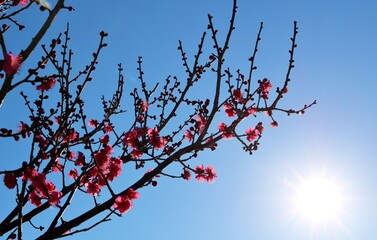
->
[1, 1, 377, 240]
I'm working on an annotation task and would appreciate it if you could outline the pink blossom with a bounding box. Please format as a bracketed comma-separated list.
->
[195, 164, 205, 173]
[182, 169, 191, 180]
[75, 151, 86, 166]
[246, 127, 259, 142]
[218, 122, 227, 132]
[256, 122, 264, 134]
[196, 114, 207, 133]
[61, 129, 79, 143]
[52, 160, 63, 172]
[94, 149, 111, 169]
[2, 52, 22, 75]
[107, 158, 122, 181]
[36, 77, 56, 91]
[113, 195, 132, 213]
[224, 103, 236, 117]
[18, 121, 31, 138]
[30, 173, 46, 191]
[88, 119, 99, 128]
[48, 191, 62, 206]
[222, 131, 235, 139]
[113, 190, 139, 214]
[103, 124, 113, 133]
[130, 149, 143, 159]
[87, 167, 99, 179]
[54, 116, 62, 125]
[195, 165, 206, 182]
[35, 134, 48, 148]
[270, 121, 278, 127]
[97, 173, 107, 187]
[233, 88, 243, 102]
[195, 174, 206, 182]
[246, 106, 257, 116]
[258, 78, 272, 99]
[27, 177, 62, 206]
[22, 167, 38, 182]
[86, 181, 101, 196]
[184, 130, 194, 141]
[68, 169, 78, 179]
[147, 127, 167, 149]
[122, 129, 142, 149]
[265, 110, 272, 117]
[126, 188, 140, 200]
[29, 190, 42, 206]
[100, 135, 110, 145]
[105, 145, 114, 154]
[205, 166, 217, 183]
[43, 181, 56, 197]
[218, 122, 234, 139]
[3, 172, 16, 189]
[136, 115, 145, 123]
[141, 100, 149, 112]
[194, 165, 217, 183]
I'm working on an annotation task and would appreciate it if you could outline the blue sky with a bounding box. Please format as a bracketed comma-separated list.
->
[1, 1, 377, 239]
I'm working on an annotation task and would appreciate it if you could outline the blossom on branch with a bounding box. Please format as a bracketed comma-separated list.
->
[103, 124, 113, 133]
[184, 130, 194, 141]
[113, 196, 132, 213]
[2, 52, 22, 76]
[204, 166, 217, 183]
[270, 121, 278, 127]
[86, 180, 101, 196]
[88, 119, 99, 128]
[218, 122, 234, 139]
[113, 188, 139, 214]
[224, 103, 236, 117]
[246, 127, 259, 142]
[182, 169, 191, 180]
[3, 172, 16, 189]
[0, 2, 313, 238]
[68, 169, 78, 179]
[195, 114, 207, 133]
[36, 77, 56, 91]
[257, 78, 272, 99]
[233, 88, 243, 102]
[194, 164, 217, 183]
[246, 106, 257, 116]
[147, 127, 167, 149]
[75, 151, 86, 166]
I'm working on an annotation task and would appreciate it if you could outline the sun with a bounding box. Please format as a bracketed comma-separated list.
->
[283, 160, 354, 238]
[293, 177, 345, 224]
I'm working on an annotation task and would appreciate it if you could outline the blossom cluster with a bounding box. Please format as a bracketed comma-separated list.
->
[257, 78, 273, 99]
[113, 188, 140, 213]
[69, 144, 123, 196]
[194, 164, 217, 183]
[0, 52, 22, 76]
[3, 167, 62, 206]
[122, 127, 168, 159]
[184, 114, 207, 142]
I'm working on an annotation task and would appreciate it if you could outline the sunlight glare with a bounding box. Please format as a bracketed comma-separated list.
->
[293, 177, 344, 223]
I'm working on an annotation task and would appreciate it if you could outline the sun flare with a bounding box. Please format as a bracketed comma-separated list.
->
[293, 177, 344, 223]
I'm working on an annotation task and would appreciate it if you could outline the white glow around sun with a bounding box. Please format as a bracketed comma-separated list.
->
[293, 177, 345, 223]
